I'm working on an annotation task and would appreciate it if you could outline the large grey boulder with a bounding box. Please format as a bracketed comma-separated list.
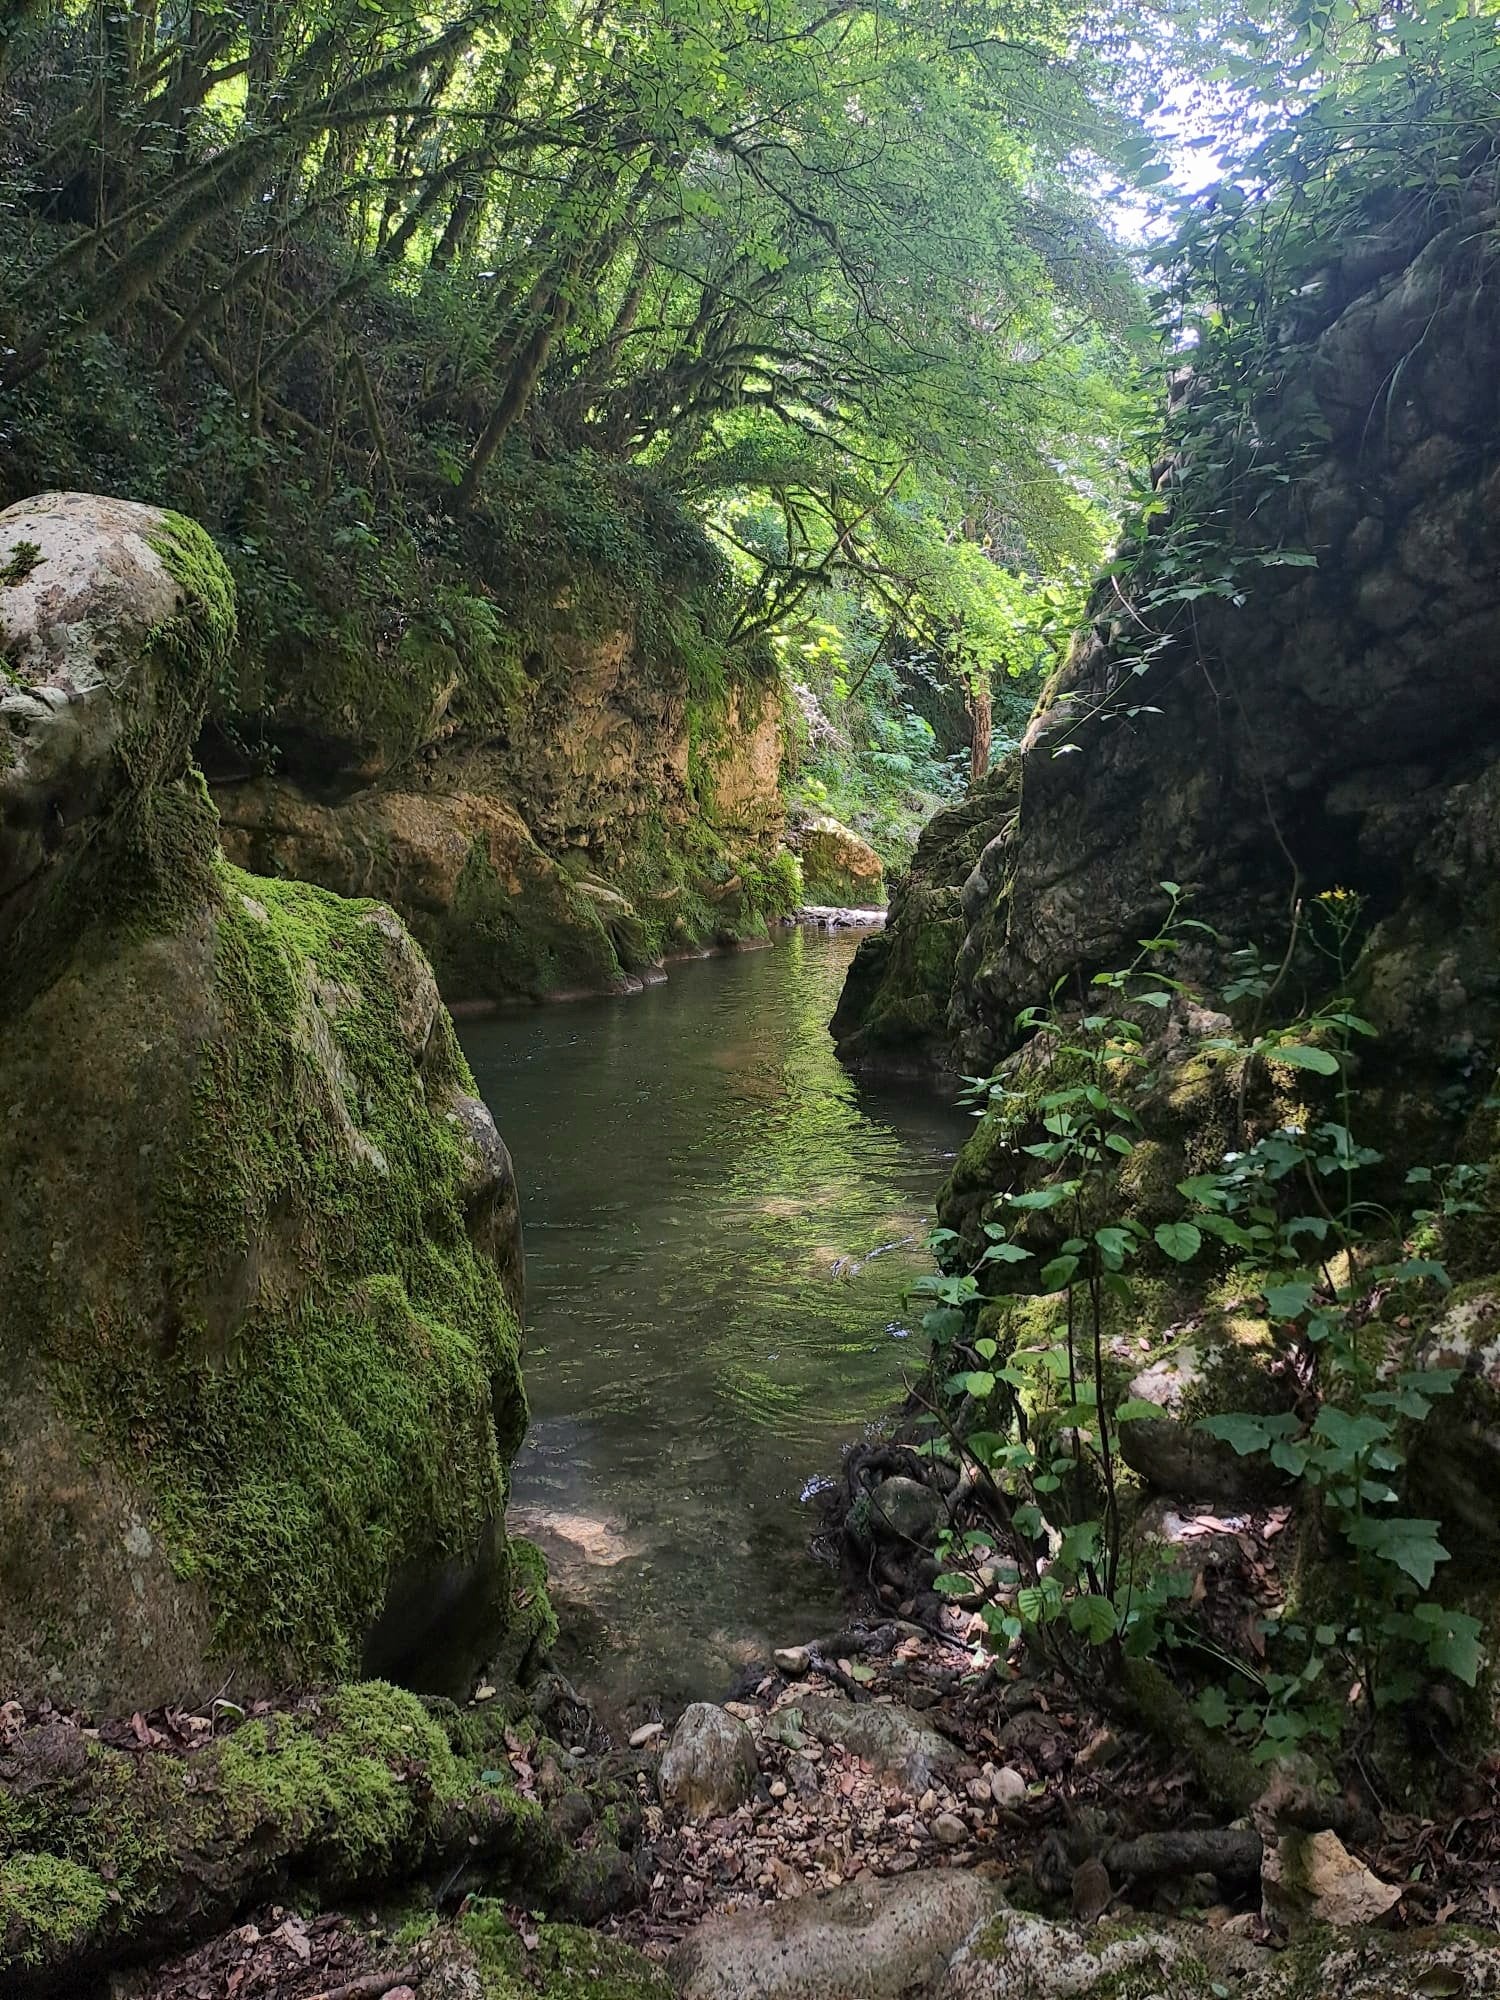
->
[774, 1699, 964, 1792]
[669, 1872, 1500, 2000]
[669, 1868, 1005, 2000]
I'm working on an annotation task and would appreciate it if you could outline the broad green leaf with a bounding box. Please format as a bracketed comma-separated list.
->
[1344, 1515, 1449, 1589]
[1264, 1280, 1316, 1318]
[1312, 1406, 1391, 1454]
[1007, 1183, 1077, 1212]
[1268, 1043, 1340, 1075]
[950, 1370, 997, 1399]
[1193, 1686, 1232, 1729]
[1154, 1220, 1202, 1262]
[1067, 1593, 1119, 1643]
[1196, 1412, 1271, 1455]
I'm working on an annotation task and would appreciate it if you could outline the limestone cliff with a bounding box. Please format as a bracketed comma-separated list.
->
[211, 580, 790, 1004]
[0, 493, 528, 1708]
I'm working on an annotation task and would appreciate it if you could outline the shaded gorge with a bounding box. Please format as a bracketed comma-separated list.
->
[459, 928, 969, 1705]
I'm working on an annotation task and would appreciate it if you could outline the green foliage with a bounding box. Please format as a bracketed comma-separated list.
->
[0, 0, 1147, 798]
[1072, 4, 1500, 749]
[915, 885, 1489, 1778]
[0, 538, 41, 586]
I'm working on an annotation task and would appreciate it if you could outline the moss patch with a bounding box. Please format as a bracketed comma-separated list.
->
[442, 839, 623, 1001]
[0, 537, 42, 587]
[3, 856, 526, 1688]
[0, 1853, 109, 1970]
[462, 1905, 673, 2000]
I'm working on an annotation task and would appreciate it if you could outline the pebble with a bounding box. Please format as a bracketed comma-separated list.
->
[966, 1777, 993, 1806]
[933, 1813, 968, 1847]
[990, 1765, 1028, 1806]
[629, 1721, 664, 1748]
[774, 1646, 811, 1672]
[769, 1778, 788, 1799]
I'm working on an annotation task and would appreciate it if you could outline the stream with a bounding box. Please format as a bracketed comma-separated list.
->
[458, 926, 971, 1706]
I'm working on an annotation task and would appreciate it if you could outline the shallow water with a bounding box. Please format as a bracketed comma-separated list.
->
[459, 928, 968, 1705]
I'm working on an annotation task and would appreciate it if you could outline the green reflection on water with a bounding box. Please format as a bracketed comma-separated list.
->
[459, 928, 968, 1704]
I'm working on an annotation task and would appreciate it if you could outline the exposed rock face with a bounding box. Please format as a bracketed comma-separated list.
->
[217, 781, 626, 1001]
[829, 774, 1012, 1072]
[669, 1869, 1006, 2000]
[834, 188, 1500, 1109]
[790, 813, 885, 909]
[215, 624, 790, 1004]
[0, 493, 527, 1708]
[1406, 1286, 1500, 1558]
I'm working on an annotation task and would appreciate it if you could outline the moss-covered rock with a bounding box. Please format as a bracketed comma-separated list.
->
[214, 611, 791, 1006]
[0, 1680, 641, 1992]
[461, 1905, 672, 2000]
[669, 1876, 1500, 2000]
[832, 762, 1017, 1072]
[791, 813, 885, 907]
[0, 494, 528, 1707]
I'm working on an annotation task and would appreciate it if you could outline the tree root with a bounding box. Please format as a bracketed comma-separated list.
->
[1103, 1827, 1264, 1886]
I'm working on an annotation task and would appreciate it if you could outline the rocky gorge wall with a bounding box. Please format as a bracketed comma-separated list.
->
[831, 121, 1500, 1587]
[836, 158, 1500, 1125]
[212, 595, 792, 1006]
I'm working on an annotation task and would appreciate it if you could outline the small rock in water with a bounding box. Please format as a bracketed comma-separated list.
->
[629, 1721, 664, 1748]
[990, 1765, 1027, 1806]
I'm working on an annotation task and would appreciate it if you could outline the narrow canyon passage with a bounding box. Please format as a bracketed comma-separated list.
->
[461, 929, 971, 1704]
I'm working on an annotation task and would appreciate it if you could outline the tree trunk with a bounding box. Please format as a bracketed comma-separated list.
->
[968, 677, 992, 785]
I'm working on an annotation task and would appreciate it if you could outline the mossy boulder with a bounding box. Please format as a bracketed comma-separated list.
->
[0, 1679, 640, 1993]
[219, 779, 626, 1002]
[461, 1905, 673, 2000]
[1406, 1282, 1500, 1561]
[669, 1873, 1500, 2000]
[0, 493, 528, 1708]
[792, 812, 885, 908]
